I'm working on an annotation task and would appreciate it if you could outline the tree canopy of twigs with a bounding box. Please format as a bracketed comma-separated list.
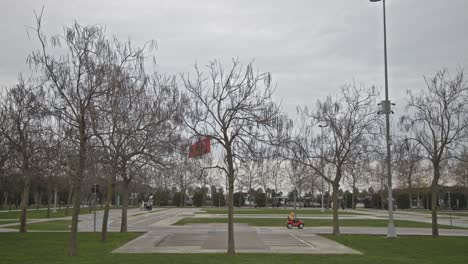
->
[182, 59, 280, 255]
[401, 69, 468, 237]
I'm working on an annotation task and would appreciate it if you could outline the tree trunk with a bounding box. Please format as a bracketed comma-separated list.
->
[226, 148, 236, 256]
[408, 192, 413, 209]
[180, 189, 184, 207]
[120, 180, 130, 232]
[331, 183, 340, 235]
[3, 192, 8, 210]
[380, 175, 385, 210]
[431, 161, 440, 237]
[294, 191, 297, 212]
[408, 181, 413, 209]
[88, 196, 93, 213]
[47, 187, 52, 218]
[19, 166, 31, 233]
[69, 112, 87, 256]
[227, 176, 235, 256]
[352, 180, 357, 210]
[54, 188, 58, 213]
[101, 170, 116, 242]
[202, 177, 206, 207]
[65, 183, 73, 216]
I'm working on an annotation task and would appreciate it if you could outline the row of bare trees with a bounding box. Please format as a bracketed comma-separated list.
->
[1, 13, 467, 257]
[0, 13, 283, 256]
[0, 13, 191, 256]
[270, 69, 468, 238]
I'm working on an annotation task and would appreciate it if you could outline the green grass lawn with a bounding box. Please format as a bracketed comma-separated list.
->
[0, 206, 136, 219]
[0, 220, 18, 225]
[174, 217, 465, 229]
[10, 220, 73, 231]
[0, 208, 93, 219]
[1, 232, 468, 264]
[197, 208, 362, 215]
[394, 210, 468, 218]
[440, 212, 468, 217]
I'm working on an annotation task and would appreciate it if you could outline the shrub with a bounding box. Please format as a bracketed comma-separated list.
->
[233, 192, 245, 207]
[193, 191, 204, 207]
[172, 192, 182, 207]
[255, 192, 267, 207]
[212, 192, 225, 207]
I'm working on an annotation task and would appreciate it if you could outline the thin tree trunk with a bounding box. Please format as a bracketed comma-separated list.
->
[88, 196, 93, 213]
[54, 188, 57, 213]
[202, 177, 206, 207]
[47, 187, 52, 218]
[293, 191, 297, 212]
[408, 192, 413, 209]
[227, 177, 235, 256]
[101, 169, 116, 242]
[19, 167, 31, 233]
[352, 180, 357, 210]
[380, 174, 385, 210]
[431, 186, 438, 237]
[431, 161, 440, 237]
[408, 180, 413, 208]
[226, 149, 235, 256]
[331, 183, 340, 235]
[120, 180, 130, 232]
[36, 192, 41, 209]
[69, 113, 86, 256]
[3, 192, 8, 211]
[65, 183, 73, 216]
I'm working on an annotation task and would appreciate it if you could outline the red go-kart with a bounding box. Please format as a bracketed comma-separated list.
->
[287, 218, 304, 229]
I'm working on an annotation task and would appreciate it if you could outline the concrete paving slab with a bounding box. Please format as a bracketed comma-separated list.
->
[203, 231, 268, 250]
[112, 228, 360, 254]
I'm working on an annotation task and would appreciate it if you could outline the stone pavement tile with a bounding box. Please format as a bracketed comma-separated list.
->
[113, 232, 169, 253]
[298, 234, 360, 254]
[112, 228, 360, 254]
[202, 231, 267, 250]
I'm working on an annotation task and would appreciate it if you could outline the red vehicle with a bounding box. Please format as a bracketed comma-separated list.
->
[287, 211, 304, 229]
[287, 218, 304, 229]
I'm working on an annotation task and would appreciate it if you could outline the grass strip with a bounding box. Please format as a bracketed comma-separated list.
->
[174, 217, 466, 229]
[1, 233, 468, 264]
[197, 208, 362, 215]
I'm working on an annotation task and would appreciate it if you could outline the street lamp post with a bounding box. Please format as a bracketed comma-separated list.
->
[319, 124, 328, 213]
[370, 0, 397, 238]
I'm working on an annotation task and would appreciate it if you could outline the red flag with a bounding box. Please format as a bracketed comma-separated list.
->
[188, 137, 211, 158]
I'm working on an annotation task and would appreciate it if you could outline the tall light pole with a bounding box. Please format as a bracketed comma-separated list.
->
[370, 0, 397, 238]
[319, 124, 328, 213]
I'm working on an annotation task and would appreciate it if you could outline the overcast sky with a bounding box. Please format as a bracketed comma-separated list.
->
[1, 0, 468, 116]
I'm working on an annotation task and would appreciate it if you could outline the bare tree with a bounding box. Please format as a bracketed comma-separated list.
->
[0, 77, 45, 232]
[29, 13, 112, 255]
[94, 69, 183, 232]
[182, 59, 280, 255]
[452, 148, 468, 209]
[286, 84, 379, 235]
[238, 159, 260, 208]
[394, 138, 420, 208]
[256, 147, 273, 207]
[287, 160, 307, 210]
[344, 151, 370, 209]
[0, 126, 12, 210]
[89, 37, 157, 240]
[401, 69, 468, 237]
[172, 150, 200, 207]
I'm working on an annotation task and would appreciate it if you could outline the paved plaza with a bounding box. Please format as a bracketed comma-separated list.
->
[113, 224, 360, 254]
